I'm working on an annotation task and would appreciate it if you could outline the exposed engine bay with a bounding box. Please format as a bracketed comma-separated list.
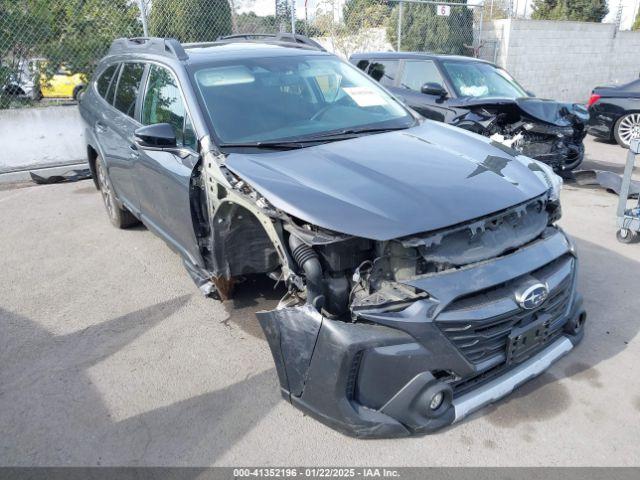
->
[450, 98, 589, 172]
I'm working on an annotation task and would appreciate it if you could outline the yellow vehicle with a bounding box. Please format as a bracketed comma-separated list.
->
[29, 59, 87, 100]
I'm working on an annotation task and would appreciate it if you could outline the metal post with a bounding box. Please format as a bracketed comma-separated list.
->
[138, 0, 149, 37]
[617, 147, 637, 223]
[397, 1, 403, 51]
[290, 0, 296, 35]
[477, 4, 484, 58]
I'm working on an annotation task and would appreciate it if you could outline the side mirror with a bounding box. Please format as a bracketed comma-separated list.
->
[421, 82, 447, 97]
[134, 123, 196, 159]
[134, 123, 177, 148]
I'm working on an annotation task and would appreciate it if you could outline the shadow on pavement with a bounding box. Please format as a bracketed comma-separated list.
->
[222, 274, 286, 340]
[0, 294, 279, 466]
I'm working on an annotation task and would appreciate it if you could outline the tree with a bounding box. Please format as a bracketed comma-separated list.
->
[531, 0, 608, 22]
[386, 2, 474, 55]
[149, 0, 233, 42]
[38, 0, 142, 78]
[342, 0, 391, 30]
[1, 0, 141, 87]
[633, 8, 640, 30]
[275, 0, 292, 32]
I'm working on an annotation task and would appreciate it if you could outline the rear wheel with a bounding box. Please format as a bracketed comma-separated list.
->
[96, 155, 138, 229]
[614, 113, 640, 148]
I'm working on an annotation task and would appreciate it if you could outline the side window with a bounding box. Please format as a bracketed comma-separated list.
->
[105, 64, 121, 105]
[142, 65, 197, 150]
[96, 64, 117, 99]
[368, 60, 399, 87]
[400, 60, 445, 92]
[114, 62, 145, 118]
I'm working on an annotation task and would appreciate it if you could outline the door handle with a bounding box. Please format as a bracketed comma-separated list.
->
[129, 144, 139, 158]
[95, 121, 107, 133]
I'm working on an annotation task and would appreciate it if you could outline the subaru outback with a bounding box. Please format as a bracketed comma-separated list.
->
[79, 34, 586, 438]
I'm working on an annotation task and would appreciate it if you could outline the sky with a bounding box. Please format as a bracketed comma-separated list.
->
[235, 0, 344, 20]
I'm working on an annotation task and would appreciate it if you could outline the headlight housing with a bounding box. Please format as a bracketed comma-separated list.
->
[531, 159, 563, 202]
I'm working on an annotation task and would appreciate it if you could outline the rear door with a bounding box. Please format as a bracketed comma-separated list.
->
[396, 59, 455, 122]
[90, 63, 120, 167]
[135, 63, 201, 265]
[108, 62, 146, 213]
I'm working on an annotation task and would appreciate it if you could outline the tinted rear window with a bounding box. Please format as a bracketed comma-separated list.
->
[96, 64, 118, 99]
[368, 60, 399, 87]
[114, 63, 145, 118]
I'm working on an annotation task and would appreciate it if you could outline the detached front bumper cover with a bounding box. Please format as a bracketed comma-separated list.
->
[258, 229, 586, 438]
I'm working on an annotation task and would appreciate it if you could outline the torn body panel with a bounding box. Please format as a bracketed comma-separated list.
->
[450, 98, 588, 171]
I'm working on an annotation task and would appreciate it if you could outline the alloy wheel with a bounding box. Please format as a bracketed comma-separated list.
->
[617, 113, 640, 147]
[96, 159, 116, 222]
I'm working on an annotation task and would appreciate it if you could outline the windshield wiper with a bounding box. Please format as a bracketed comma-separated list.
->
[219, 138, 339, 150]
[324, 126, 412, 136]
[219, 126, 413, 151]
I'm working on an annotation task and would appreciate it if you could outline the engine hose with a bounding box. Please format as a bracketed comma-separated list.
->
[289, 235, 325, 310]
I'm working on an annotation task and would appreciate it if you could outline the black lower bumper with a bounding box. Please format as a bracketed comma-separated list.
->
[257, 229, 586, 438]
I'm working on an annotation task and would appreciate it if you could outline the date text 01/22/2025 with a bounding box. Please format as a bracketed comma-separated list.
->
[232, 468, 401, 477]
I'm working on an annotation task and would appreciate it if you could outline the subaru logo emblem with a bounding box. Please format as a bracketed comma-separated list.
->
[516, 283, 549, 310]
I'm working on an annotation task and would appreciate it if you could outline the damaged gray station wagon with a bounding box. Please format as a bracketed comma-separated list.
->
[80, 34, 587, 438]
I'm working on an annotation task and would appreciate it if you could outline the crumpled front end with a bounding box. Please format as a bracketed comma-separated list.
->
[451, 99, 589, 172]
[257, 196, 585, 438]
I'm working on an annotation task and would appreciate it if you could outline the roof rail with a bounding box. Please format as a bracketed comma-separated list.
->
[108, 37, 188, 61]
[215, 32, 326, 51]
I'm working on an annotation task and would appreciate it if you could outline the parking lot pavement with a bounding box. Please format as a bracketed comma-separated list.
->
[582, 135, 638, 176]
[1, 138, 640, 467]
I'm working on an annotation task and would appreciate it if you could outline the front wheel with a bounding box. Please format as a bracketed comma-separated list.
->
[96, 155, 139, 229]
[614, 113, 640, 148]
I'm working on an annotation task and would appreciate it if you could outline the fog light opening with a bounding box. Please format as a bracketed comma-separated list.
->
[576, 312, 586, 329]
[429, 391, 445, 411]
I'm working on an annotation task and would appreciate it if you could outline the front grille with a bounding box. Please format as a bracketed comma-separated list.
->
[436, 254, 574, 370]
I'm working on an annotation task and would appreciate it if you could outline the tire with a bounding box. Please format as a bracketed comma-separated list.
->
[616, 228, 638, 244]
[72, 85, 84, 101]
[95, 155, 139, 229]
[561, 146, 584, 172]
[613, 113, 640, 149]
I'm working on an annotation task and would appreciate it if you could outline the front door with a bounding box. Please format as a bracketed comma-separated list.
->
[135, 64, 201, 265]
[394, 60, 455, 122]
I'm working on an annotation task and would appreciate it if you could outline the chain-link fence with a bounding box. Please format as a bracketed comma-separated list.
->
[1, 0, 498, 109]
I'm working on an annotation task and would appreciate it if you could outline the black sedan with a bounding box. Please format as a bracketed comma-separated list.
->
[350, 52, 589, 171]
[587, 79, 640, 148]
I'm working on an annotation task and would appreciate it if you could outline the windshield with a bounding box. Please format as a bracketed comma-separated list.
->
[192, 55, 414, 145]
[442, 61, 528, 99]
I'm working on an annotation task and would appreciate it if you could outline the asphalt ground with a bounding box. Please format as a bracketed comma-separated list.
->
[1, 136, 639, 466]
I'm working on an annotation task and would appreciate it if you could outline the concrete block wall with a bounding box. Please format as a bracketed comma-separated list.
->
[477, 19, 640, 103]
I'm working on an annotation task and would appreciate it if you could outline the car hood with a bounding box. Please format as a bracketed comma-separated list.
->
[449, 96, 589, 127]
[225, 122, 551, 240]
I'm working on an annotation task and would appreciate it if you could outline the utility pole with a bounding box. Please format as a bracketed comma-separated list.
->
[397, 1, 403, 51]
[291, 0, 296, 34]
[138, 0, 149, 37]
